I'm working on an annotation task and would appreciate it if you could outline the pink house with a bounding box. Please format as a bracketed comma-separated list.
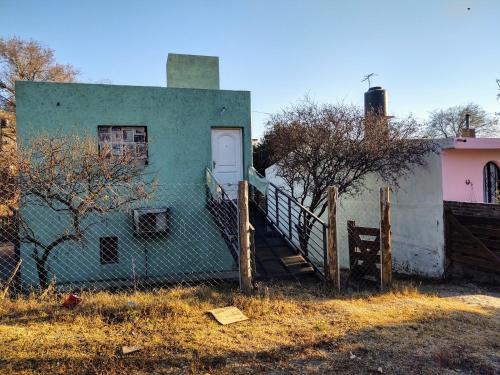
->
[442, 138, 500, 204]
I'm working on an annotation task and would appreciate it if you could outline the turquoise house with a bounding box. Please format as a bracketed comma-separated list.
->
[15, 54, 252, 288]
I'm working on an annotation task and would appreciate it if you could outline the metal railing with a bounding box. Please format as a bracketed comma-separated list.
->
[205, 168, 240, 263]
[205, 169, 257, 288]
[248, 169, 328, 279]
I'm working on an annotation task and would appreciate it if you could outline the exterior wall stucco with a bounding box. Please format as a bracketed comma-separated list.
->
[167, 54, 220, 90]
[442, 148, 500, 203]
[16, 81, 251, 184]
[367, 151, 445, 277]
[15, 80, 251, 286]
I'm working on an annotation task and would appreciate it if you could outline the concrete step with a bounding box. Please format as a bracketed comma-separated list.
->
[281, 255, 315, 275]
[250, 207, 320, 282]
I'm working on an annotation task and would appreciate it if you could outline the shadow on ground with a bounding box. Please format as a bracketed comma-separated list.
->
[1, 281, 499, 374]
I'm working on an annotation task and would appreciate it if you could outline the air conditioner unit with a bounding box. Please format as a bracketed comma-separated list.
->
[132, 207, 170, 236]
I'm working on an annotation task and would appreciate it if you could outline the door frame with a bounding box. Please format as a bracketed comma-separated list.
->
[210, 127, 245, 189]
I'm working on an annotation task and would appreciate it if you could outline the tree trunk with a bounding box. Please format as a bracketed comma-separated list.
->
[35, 256, 49, 290]
[297, 214, 313, 257]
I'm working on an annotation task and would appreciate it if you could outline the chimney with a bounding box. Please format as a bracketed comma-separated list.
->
[166, 53, 220, 90]
[460, 113, 476, 138]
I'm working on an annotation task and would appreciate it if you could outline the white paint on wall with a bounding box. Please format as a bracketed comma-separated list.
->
[388, 151, 445, 277]
[266, 151, 446, 278]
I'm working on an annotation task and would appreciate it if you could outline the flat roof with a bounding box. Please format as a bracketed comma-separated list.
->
[442, 137, 500, 150]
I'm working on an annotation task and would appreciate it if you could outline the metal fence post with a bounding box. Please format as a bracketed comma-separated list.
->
[326, 186, 340, 291]
[238, 180, 253, 294]
[288, 197, 292, 239]
[380, 186, 392, 290]
[275, 188, 279, 226]
[322, 224, 328, 276]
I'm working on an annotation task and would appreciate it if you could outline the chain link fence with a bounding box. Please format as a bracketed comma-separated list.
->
[0, 165, 391, 295]
[0, 177, 242, 294]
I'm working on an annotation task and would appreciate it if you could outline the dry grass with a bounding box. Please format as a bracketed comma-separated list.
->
[0, 281, 498, 374]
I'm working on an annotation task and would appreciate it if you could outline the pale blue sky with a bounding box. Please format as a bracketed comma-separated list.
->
[1, 0, 499, 138]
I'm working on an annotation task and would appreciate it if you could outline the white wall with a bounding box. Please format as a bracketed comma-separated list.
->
[336, 184, 379, 270]
[387, 151, 445, 277]
[266, 151, 446, 278]
[264, 166, 327, 268]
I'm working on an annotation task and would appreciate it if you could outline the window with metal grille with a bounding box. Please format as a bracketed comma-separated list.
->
[97, 126, 148, 163]
[483, 161, 499, 203]
[99, 237, 119, 264]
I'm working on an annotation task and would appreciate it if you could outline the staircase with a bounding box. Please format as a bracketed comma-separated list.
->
[205, 166, 327, 283]
[248, 168, 328, 281]
[250, 206, 317, 281]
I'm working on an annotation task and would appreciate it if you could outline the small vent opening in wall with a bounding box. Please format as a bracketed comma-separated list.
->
[100, 237, 119, 264]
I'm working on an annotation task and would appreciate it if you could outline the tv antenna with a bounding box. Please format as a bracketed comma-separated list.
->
[362, 73, 377, 89]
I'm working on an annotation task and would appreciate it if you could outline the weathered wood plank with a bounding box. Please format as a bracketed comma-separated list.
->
[347, 217, 383, 286]
[450, 243, 499, 261]
[446, 213, 500, 274]
[355, 227, 380, 237]
[360, 240, 379, 250]
[238, 181, 253, 295]
[448, 215, 500, 260]
[380, 187, 392, 290]
[326, 187, 340, 291]
[450, 254, 500, 273]
[453, 215, 500, 227]
[356, 250, 381, 263]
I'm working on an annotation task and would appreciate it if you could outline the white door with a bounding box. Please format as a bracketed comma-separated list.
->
[211, 128, 243, 199]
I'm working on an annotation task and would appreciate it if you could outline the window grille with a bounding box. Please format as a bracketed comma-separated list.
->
[98, 126, 148, 162]
[99, 236, 119, 264]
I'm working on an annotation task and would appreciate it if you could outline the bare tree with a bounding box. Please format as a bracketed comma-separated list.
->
[497, 79, 500, 116]
[0, 37, 79, 146]
[0, 37, 79, 112]
[266, 99, 435, 251]
[2, 133, 155, 289]
[0, 141, 19, 216]
[252, 137, 272, 175]
[423, 103, 499, 138]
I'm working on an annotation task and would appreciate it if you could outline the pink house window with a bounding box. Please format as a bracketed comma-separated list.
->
[483, 162, 499, 203]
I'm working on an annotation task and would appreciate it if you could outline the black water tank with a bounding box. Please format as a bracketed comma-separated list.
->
[364, 86, 387, 116]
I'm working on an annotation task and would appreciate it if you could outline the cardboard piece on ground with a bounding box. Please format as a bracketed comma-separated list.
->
[208, 306, 249, 325]
[121, 346, 142, 355]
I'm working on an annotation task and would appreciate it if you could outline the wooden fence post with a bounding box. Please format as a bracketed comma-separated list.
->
[326, 186, 340, 291]
[380, 186, 392, 290]
[238, 180, 253, 295]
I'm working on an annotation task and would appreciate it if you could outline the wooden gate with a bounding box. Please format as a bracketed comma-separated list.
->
[347, 220, 381, 288]
[444, 201, 500, 278]
[342, 188, 392, 291]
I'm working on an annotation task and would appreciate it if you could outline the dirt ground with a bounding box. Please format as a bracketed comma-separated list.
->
[423, 282, 500, 309]
[0, 279, 498, 375]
